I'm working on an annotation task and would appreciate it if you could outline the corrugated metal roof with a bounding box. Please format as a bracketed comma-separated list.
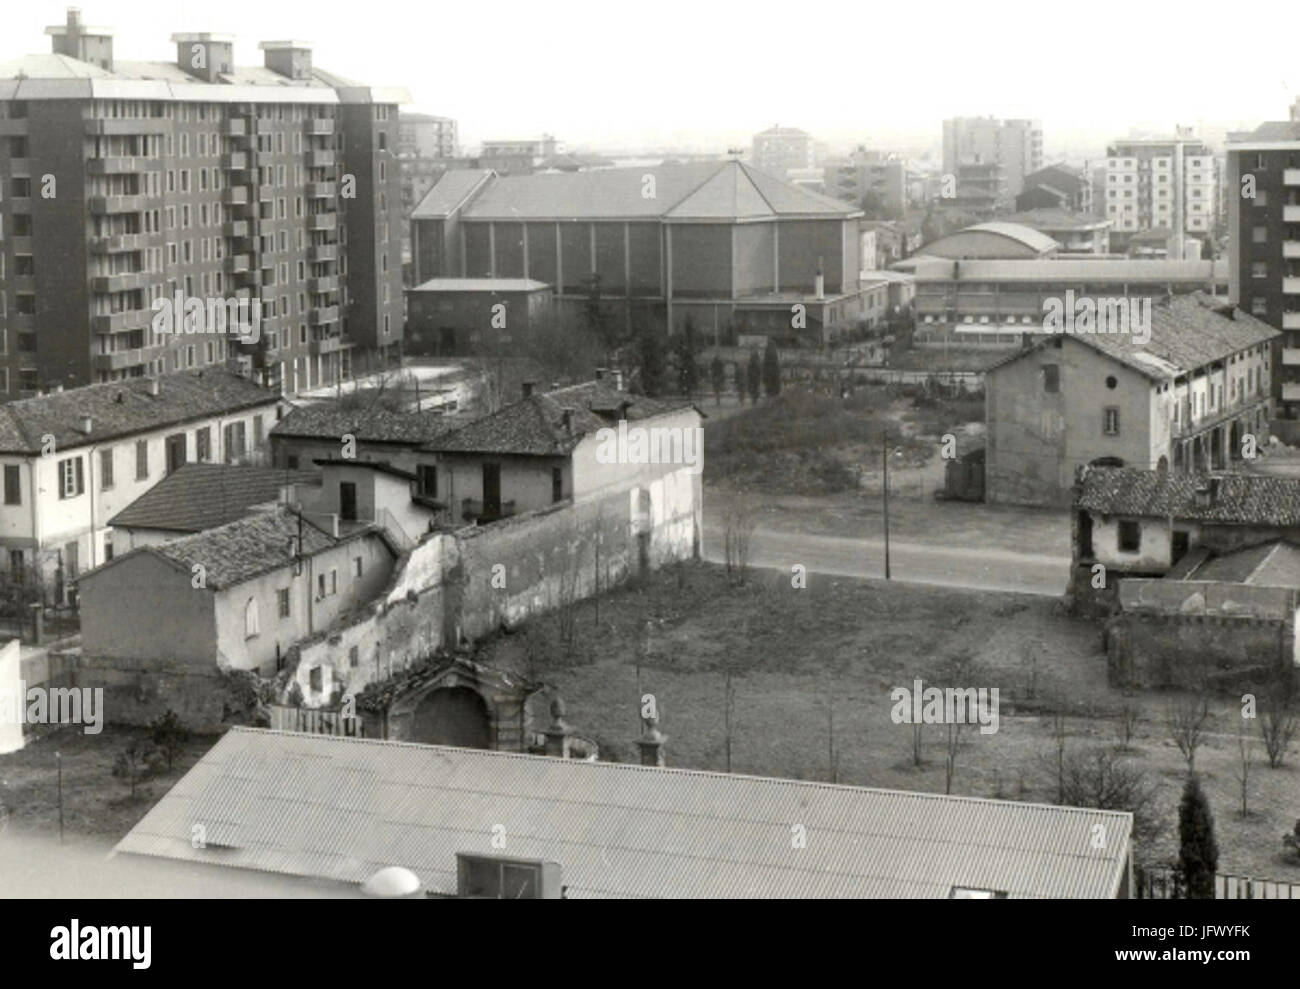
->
[115, 728, 1133, 899]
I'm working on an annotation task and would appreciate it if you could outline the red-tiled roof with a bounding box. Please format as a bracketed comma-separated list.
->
[108, 463, 315, 533]
[1078, 466, 1300, 526]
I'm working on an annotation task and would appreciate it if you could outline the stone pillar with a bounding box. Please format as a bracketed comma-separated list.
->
[543, 696, 572, 759]
[637, 715, 667, 767]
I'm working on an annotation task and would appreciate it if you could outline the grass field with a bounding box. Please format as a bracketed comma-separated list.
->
[478, 561, 1300, 880]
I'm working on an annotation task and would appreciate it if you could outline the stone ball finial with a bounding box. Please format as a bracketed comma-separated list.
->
[551, 696, 567, 720]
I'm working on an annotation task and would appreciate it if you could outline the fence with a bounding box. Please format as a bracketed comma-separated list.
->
[269, 704, 364, 737]
[1136, 864, 1300, 899]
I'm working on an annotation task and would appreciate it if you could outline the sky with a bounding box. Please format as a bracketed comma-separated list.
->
[6, 0, 1299, 158]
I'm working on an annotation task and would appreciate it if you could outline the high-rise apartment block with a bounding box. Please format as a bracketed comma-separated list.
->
[752, 126, 814, 177]
[398, 113, 458, 159]
[1226, 120, 1300, 418]
[942, 116, 1043, 203]
[1103, 133, 1217, 241]
[0, 9, 407, 400]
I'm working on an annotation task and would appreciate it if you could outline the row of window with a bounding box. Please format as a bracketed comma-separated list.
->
[0, 419, 259, 505]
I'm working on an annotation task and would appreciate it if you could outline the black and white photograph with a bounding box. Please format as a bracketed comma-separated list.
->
[0, 0, 1294, 960]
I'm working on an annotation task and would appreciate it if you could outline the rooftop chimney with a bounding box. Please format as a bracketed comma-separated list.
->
[47, 8, 114, 70]
[594, 367, 606, 381]
[170, 32, 234, 83]
[80, 416, 93, 434]
[521, 381, 536, 399]
[560, 408, 574, 435]
[259, 40, 313, 81]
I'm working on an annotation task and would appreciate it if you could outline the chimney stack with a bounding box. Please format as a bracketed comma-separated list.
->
[561, 408, 573, 435]
[521, 380, 536, 399]
[594, 367, 606, 382]
[80, 416, 93, 435]
[638, 714, 667, 767]
[47, 8, 113, 70]
[170, 33, 234, 83]
[259, 40, 313, 80]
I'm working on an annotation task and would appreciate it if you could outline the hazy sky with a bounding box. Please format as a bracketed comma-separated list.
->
[6, 0, 1297, 157]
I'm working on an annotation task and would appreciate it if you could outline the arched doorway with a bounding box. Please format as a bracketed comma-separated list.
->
[411, 686, 492, 748]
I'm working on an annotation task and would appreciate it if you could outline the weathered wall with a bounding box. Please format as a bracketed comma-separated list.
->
[1106, 578, 1296, 689]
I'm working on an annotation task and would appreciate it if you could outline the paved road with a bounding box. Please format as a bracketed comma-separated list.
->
[702, 523, 1070, 596]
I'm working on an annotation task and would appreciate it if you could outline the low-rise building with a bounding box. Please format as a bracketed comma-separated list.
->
[425, 380, 703, 527]
[78, 503, 400, 678]
[115, 726, 1135, 898]
[1016, 164, 1093, 212]
[404, 277, 554, 356]
[896, 255, 1229, 346]
[984, 294, 1277, 507]
[0, 370, 282, 600]
[995, 209, 1111, 255]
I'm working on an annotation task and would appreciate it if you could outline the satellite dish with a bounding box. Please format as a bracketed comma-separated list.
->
[361, 866, 423, 898]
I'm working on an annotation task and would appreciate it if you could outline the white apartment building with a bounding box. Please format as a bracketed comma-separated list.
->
[1105, 135, 1218, 238]
[0, 369, 282, 601]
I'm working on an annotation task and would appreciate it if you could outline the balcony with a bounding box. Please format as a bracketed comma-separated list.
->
[305, 118, 335, 136]
[1284, 382, 1300, 402]
[91, 271, 149, 293]
[89, 195, 148, 214]
[257, 184, 275, 202]
[305, 181, 336, 199]
[237, 268, 263, 287]
[307, 243, 338, 262]
[461, 498, 517, 525]
[0, 118, 29, 136]
[1284, 277, 1300, 295]
[223, 119, 247, 137]
[310, 334, 350, 355]
[255, 119, 274, 135]
[1283, 349, 1300, 365]
[1285, 169, 1300, 187]
[306, 213, 337, 231]
[308, 275, 339, 293]
[255, 151, 275, 167]
[92, 348, 149, 372]
[309, 305, 340, 325]
[222, 151, 248, 170]
[90, 233, 147, 253]
[1285, 206, 1300, 224]
[84, 117, 169, 135]
[223, 187, 249, 205]
[306, 150, 336, 168]
[87, 156, 162, 175]
[1284, 312, 1300, 330]
[9, 236, 33, 254]
[1285, 241, 1300, 260]
[91, 309, 151, 333]
[223, 219, 249, 238]
[226, 254, 250, 273]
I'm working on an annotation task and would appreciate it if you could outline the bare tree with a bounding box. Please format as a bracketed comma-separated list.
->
[1233, 716, 1254, 817]
[1059, 746, 1166, 848]
[722, 493, 757, 584]
[1258, 678, 1297, 769]
[722, 661, 738, 774]
[825, 687, 840, 784]
[1115, 700, 1142, 752]
[1167, 693, 1211, 774]
[943, 721, 964, 795]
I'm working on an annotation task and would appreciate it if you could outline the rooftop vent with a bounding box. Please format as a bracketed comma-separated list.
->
[170, 32, 234, 83]
[259, 40, 313, 81]
[46, 7, 114, 70]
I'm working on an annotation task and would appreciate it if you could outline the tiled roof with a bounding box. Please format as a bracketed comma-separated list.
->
[145, 506, 340, 589]
[271, 403, 473, 446]
[984, 294, 1276, 382]
[108, 463, 315, 533]
[0, 370, 279, 455]
[412, 161, 859, 222]
[114, 727, 1133, 898]
[1078, 466, 1300, 526]
[429, 382, 695, 456]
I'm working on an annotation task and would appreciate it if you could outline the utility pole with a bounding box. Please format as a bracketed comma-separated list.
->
[56, 750, 64, 845]
[882, 429, 892, 580]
